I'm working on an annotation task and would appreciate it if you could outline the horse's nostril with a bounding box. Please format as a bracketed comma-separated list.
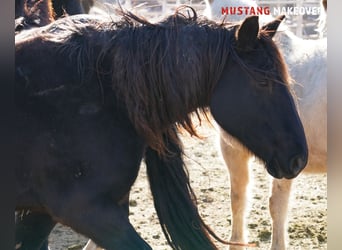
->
[290, 155, 307, 176]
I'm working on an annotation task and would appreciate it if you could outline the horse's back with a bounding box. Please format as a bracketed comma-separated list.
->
[15, 14, 111, 93]
[16, 14, 109, 42]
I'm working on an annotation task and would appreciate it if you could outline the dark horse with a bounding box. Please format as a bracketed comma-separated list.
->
[15, 0, 94, 32]
[15, 0, 55, 32]
[15, 0, 93, 18]
[15, 7, 308, 250]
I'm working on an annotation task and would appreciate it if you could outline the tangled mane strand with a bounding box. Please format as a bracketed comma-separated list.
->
[98, 6, 234, 155]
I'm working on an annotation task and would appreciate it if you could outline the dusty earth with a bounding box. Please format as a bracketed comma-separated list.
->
[48, 121, 327, 250]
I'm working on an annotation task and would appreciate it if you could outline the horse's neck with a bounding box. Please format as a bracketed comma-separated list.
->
[286, 36, 327, 100]
[278, 30, 326, 65]
[274, 29, 299, 57]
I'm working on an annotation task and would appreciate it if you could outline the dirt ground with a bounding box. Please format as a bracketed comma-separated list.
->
[48, 121, 327, 250]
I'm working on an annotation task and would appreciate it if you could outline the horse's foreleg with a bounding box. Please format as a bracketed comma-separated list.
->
[82, 193, 130, 250]
[269, 178, 293, 250]
[220, 130, 251, 250]
[57, 199, 150, 250]
[15, 210, 55, 250]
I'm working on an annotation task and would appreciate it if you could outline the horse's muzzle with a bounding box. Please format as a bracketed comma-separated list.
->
[267, 153, 308, 179]
[288, 154, 308, 178]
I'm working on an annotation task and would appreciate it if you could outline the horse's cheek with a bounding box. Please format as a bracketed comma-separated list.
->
[210, 88, 241, 136]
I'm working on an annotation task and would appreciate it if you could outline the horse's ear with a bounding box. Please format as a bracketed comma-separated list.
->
[261, 15, 286, 38]
[236, 15, 259, 51]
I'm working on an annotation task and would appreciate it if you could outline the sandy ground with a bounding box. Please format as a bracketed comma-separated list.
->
[48, 121, 327, 250]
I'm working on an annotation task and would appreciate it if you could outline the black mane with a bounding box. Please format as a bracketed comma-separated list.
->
[20, 7, 235, 153]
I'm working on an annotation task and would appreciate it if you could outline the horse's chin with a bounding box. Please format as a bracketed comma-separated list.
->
[266, 165, 287, 179]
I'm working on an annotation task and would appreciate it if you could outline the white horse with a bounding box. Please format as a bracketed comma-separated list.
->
[205, 0, 327, 249]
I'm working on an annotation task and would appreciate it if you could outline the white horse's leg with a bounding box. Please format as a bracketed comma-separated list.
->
[220, 130, 251, 250]
[82, 239, 103, 250]
[269, 178, 293, 250]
